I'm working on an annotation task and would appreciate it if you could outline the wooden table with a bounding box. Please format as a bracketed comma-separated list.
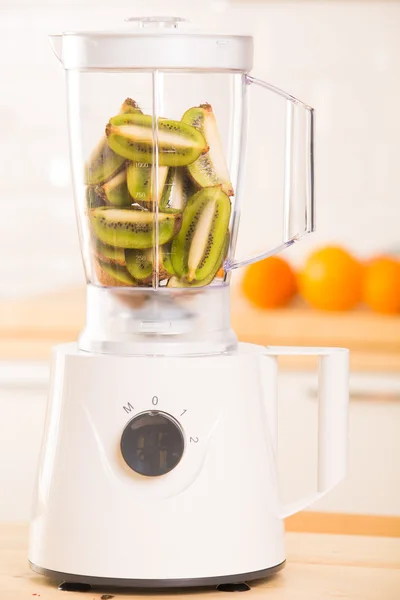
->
[0, 286, 399, 370]
[1, 524, 399, 599]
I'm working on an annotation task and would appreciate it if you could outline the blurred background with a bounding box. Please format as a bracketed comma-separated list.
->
[1, 0, 400, 297]
[0, 0, 399, 535]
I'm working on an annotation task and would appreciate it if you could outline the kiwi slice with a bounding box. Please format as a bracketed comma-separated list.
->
[90, 207, 182, 249]
[120, 98, 142, 114]
[168, 231, 229, 288]
[85, 99, 142, 186]
[125, 245, 175, 282]
[171, 186, 231, 283]
[127, 162, 168, 206]
[125, 248, 153, 281]
[182, 104, 234, 196]
[95, 258, 136, 287]
[161, 244, 175, 276]
[85, 141, 125, 186]
[160, 167, 198, 212]
[86, 186, 105, 210]
[94, 239, 126, 266]
[98, 169, 132, 207]
[106, 113, 208, 167]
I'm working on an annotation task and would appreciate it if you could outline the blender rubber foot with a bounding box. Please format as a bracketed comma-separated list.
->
[217, 583, 251, 592]
[58, 582, 92, 592]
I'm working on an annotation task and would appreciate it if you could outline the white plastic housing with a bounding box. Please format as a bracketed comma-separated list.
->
[30, 343, 285, 579]
[30, 342, 348, 582]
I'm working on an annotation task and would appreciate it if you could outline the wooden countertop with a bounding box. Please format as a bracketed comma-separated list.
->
[2, 523, 399, 599]
[0, 286, 399, 371]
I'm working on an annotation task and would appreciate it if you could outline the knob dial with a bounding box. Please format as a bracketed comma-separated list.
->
[121, 411, 185, 477]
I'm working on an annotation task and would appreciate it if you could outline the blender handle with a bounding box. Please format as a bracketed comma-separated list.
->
[226, 75, 315, 271]
[262, 346, 349, 518]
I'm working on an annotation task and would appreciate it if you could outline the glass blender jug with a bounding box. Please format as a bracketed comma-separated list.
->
[49, 16, 314, 356]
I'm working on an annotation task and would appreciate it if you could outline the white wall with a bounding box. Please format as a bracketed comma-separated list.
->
[1, 0, 399, 298]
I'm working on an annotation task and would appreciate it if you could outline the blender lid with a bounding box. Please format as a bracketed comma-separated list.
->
[49, 16, 253, 71]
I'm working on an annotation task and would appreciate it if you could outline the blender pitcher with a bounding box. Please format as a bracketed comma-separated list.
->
[49, 16, 314, 356]
[29, 17, 348, 589]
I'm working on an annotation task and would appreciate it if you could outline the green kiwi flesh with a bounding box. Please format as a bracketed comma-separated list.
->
[127, 162, 168, 205]
[182, 104, 234, 196]
[86, 186, 105, 210]
[98, 169, 132, 207]
[90, 207, 182, 249]
[125, 245, 175, 281]
[94, 239, 126, 266]
[96, 258, 136, 286]
[171, 186, 231, 282]
[168, 231, 229, 288]
[85, 141, 125, 186]
[85, 99, 142, 185]
[106, 113, 208, 167]
[160, 167, 198, 212]
[125, 248, 153, 281]
[161, 244, 175, 276]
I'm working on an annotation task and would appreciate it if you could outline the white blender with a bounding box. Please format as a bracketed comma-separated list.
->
[29, 17, 349, 590]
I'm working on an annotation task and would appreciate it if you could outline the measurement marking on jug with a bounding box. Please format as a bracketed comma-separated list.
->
[152, 396, 159, 406]
[123, 402, 134, 414]
[190, 436, 199, 443]
[180, 409, 187, 417]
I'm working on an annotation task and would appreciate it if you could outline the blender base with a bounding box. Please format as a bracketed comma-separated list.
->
[30, 561, 285, 588]
[29, 342, 286, 586]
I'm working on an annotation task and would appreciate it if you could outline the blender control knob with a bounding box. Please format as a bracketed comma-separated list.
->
[120, 411, 184, 476]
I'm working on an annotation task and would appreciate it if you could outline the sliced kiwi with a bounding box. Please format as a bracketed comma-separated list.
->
[90, 207, 182, 249]
[106, 113, 208, 167]
[160, 167, 198, 212]
[168, 231, 229, 288]
[120, 98, 142, 114]
[95, 258, 136, 287]
[160, 244, 175, 276]
[98, 169, 132, 207]
[125, 245, 175, 282]
[94, 239, 126, 266]
[85, 99, 142, 186]
[86, 186, 105, 210]
[127, 162, 168, 206]
[125, 248, 153, 281]
[182, 104, 234, 196]
[85, 141, 125, 186]
[171, 186, 231, 283]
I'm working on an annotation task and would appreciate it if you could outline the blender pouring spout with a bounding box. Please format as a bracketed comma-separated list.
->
[48, 35, 63, 63]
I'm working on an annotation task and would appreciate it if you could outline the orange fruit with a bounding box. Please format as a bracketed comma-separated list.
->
[242, 256, 297, 308]
[299, 246, 363, 311]
[363, 256, 400, 314]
